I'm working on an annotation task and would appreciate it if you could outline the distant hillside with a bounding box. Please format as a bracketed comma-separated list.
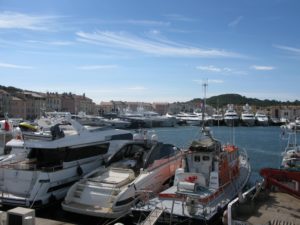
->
[0, 85, 23, 94]
[189, 94, 300, 108]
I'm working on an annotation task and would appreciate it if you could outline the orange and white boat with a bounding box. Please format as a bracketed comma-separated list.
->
[132, 128, 251, 224]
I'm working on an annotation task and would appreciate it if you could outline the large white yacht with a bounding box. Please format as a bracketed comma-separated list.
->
[119, 107, 176, 128]
[241, 104, 255, 126]
[255, 111, 269, 126]
[62, 131, 183, 218]
[211, 109, 224, 126]
[0, 116, 133, 208]
[224, 104, 239, 126]
[175, 112, 202, 126]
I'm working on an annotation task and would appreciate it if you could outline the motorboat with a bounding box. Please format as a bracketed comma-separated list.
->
[101, 118, 131, 129]
[284, 117, 300, 132]
[62, 131, 183, 218]
[224, 104, 239, 126]
[281, 131, 300, 170]
[241, 104, 255, 126]
[71, 112, 107, 127]
[175, 112, 202, 126]
[0, 116, 133, 208]
[119, 107, 176, 128]
[211, 111, 224, 126]
[255, 111, 269, 126]
[132, 127, 251, 224]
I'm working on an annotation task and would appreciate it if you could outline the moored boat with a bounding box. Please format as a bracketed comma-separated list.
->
[255, 111, 269, 126]
[132, 127, 251, 224]
[241, 104, 255, 126]
[62, 130, 183, 218]
[0, 116, 133, 208]
[224, 104, 239, 127]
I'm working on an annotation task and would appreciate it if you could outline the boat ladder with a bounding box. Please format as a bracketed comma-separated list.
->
[139, 207, 164, 225]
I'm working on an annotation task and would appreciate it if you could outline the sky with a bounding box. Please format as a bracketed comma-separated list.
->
[0, 0, 300, 103]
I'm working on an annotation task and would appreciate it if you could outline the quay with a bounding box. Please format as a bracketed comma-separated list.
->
[0, 207, 76, 225]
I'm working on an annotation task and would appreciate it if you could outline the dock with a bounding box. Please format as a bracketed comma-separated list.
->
[0, 207, 77, 225]
[232, 191, 300, 225]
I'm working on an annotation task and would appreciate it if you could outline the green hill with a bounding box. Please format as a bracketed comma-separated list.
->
[189, 94, 300, 108]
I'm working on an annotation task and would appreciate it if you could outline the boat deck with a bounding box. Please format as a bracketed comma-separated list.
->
[233, 191, 300, 225]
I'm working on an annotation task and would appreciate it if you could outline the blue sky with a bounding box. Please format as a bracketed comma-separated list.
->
[0, 0, 300, 103]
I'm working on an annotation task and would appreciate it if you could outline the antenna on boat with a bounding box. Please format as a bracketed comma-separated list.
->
[201, 80, 209, 135]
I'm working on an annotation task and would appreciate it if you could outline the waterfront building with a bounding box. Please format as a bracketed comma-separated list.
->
[152, 102, 170, 115]
[10, 96, 26, 119]
[15, 91, 46, 120]
[0, 89, 10, 118]
[46, 92, 62, 112]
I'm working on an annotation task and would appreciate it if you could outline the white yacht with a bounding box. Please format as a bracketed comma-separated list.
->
[175, 112, 202, 126]
[119, 106, 176, 128]
[62, 131, 183, 218]
[284, 117, 300, 131]
[241, 104, 255, 126]
[255, 111, 269, 126]
[281, 131, 300, 169]
[211, 110, 224, 126]
[0, 117, 133, 208]
[224, 104, 239, 126]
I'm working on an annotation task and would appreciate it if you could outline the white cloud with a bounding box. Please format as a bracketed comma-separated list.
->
[127, 86, 147, 91]
[251, 65, 275, 71]
[196, 65, 222, 72]
[208, 79, 224, 84]
[77, 64, 118, 70]
[273, 44, 300, 54]
[228, 16, 243, 27]
[0, 11, 57, 31]
[76, 31, 242, 58]
[0, 62, 33, 69]
[126, 20, 170, 26]
[194, 79, 224, 84]
[196, 65, 233, 73]
[26, 40, 73, 46]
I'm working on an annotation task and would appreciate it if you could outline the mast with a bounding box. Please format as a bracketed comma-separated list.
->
[202, 80, 208, 131]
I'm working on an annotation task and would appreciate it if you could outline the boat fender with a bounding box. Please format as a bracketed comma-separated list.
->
[4, 120, 10, 131]
[77, 165, 83, 176]
[222, 210, 228, 225]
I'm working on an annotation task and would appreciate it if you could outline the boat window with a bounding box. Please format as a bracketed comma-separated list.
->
[65, 143, 110, 161]
[194, 155, 201, 162]
[33, 148, 67, 168]
[202, 155, 210, 161]
[110, 133, 133, 140]
[145, 144, 178, 167]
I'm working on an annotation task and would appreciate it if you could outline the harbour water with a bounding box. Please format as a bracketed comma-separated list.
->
[29, 126, 299, 224]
